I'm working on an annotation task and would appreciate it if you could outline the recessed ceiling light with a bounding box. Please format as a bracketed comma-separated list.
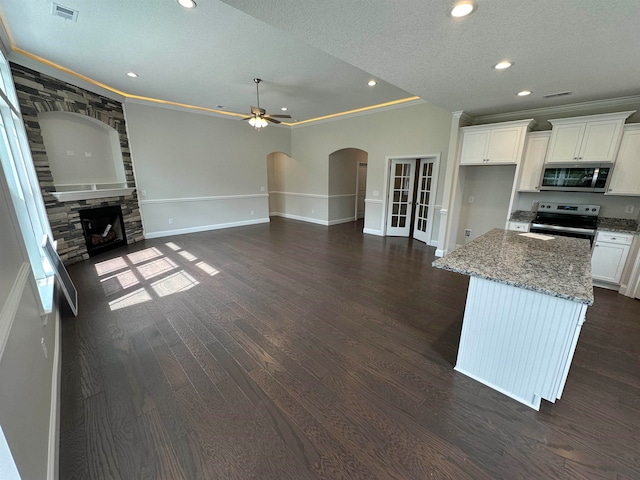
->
[449, 1, 477, 18]
[177, 0, 197, 9]
[126, 72, 138, 78]
[517, 90, 532, 96]
[368, 80, 377, 86]
[494, 61, 513, 70]
[281, 107, 288, 111]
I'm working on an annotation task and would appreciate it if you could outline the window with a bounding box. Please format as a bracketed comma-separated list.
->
[0, 51, 54, 312]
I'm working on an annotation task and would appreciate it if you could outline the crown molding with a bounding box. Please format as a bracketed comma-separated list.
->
[473, 95, 640, 125]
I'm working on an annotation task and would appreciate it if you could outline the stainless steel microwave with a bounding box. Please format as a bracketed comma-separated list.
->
[539, 163, 612, 192]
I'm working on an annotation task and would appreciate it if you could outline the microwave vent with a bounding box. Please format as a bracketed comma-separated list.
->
[51, 3, 78, 21]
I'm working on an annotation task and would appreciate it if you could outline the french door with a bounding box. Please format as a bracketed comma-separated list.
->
[413, 158, 438, 244]
[386, 157, 439, 243]
[386, 159, 415, 236]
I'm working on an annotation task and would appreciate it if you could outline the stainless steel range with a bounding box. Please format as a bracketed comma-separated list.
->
[530, 202, 599, 245]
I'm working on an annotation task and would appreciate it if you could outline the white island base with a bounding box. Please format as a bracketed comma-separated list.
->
[455, 276, 587, 410]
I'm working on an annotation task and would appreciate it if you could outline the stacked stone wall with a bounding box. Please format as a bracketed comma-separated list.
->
[11, 63, 143, 265]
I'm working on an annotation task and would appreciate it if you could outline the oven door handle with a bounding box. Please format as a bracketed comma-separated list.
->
[530, 223, 596, 235]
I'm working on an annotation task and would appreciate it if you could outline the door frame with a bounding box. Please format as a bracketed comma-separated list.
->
[381, 154, 440, 240]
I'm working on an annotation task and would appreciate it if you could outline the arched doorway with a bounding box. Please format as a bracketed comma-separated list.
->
[328, 148, 368, 225]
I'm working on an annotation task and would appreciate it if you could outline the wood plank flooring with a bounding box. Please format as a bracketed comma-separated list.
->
[60, 218, 640, 479]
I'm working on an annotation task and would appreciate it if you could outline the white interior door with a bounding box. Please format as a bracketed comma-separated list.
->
[413, 158, 438, 244]
[386, 159, 415, 236]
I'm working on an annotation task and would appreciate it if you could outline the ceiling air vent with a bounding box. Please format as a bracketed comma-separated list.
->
[51, 3, 79, 21]
[542, 91, 572, 99]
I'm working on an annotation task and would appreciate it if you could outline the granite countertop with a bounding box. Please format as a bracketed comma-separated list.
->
[509, 210, 536, 222]
[597, 217, 640, 234]
[433, 229, 594, 305]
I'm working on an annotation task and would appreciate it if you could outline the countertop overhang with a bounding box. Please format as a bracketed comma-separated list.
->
[433, 229, 594, 305]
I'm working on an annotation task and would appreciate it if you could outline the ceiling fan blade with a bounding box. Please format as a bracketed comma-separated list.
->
[265, 114, 292, 119]
[250, 106, 265, 116]
[265, 117, 281, 124]
[240, 116, 253, 121]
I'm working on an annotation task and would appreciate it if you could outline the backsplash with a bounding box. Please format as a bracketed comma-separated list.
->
[516, 191, 640, 220]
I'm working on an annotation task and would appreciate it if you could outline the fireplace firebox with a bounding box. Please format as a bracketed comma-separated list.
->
[79, 205, 127, 257]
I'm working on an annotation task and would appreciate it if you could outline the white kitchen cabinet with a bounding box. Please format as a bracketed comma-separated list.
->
[546, 111, 634, 164]
[507, 221, 530, 232]
[591, 231, 633, 284]
[607, 124, 640, 196]
[459, 119, 533, 165]
[517, 131, 550, 191]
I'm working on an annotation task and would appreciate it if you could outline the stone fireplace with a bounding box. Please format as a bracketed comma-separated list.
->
[79, 205, 127, 257]
[11, 63, 143, 265]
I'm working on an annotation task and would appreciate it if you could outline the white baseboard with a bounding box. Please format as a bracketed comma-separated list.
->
[48, 299, 61, 480]
[435, 248, 445, 257]
[592, 279, 620, 291]
[144, 218, 270, 239]
[327, 217, 357, 226]
[363, 228, 383, 236]
[270, 212, 329, 226]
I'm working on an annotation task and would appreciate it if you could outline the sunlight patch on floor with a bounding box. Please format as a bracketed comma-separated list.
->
[108, 287, 153, 311]
[151, 270, 199, 297]
[137, 257, 178, 280]
[196, 261, 219, 276]
[178, 250, 198, 262]
[127, 247, 163, 265]
[95, 257, 128, 276]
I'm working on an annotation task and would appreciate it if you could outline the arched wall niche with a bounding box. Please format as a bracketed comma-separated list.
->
[38, 110, 127, 189]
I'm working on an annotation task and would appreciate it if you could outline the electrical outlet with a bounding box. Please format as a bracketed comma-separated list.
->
[625, 205, 635, 214]
[250, 210, 254, 215]
[85, 152, 92, 158]
[260, 186, 265, 192]
[469, 196, 474, 204]
[311, 209, 315, 214]
[168, 218, 173, 225]
[141, 190, 147, 197]
[66, 150, 74, 156]
[464, 229, 471, 237]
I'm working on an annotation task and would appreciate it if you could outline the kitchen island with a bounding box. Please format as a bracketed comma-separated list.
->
[433, 229, 593, 410]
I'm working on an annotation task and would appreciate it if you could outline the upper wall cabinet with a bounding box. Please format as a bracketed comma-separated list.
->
[607, 124, 640, 196]
[546, 111, 635, 163]
[459, 119, 534, 166]
[517, 131, 551, 192]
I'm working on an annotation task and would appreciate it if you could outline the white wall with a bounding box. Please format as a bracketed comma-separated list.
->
[290, 102, 452, 238]
[0, 176, 59, 480]
[457, 165, 517, 243]
[124, 101, 291, 238]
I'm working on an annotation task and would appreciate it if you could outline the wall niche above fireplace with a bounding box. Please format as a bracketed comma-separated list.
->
[38, 111, 134, 201]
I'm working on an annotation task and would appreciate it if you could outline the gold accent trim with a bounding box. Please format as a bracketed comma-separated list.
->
[284, 97, 421, 126]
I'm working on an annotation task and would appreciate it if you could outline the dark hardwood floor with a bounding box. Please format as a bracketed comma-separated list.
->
[60, 217, 640, 479]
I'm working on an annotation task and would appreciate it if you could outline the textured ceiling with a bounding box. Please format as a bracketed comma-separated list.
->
[1, 0, 640, 123]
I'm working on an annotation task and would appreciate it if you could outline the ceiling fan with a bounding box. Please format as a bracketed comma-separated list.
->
[242, 78, 291, 129]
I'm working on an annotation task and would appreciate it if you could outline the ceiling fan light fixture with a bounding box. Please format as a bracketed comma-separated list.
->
[177, 0, 197, 9]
